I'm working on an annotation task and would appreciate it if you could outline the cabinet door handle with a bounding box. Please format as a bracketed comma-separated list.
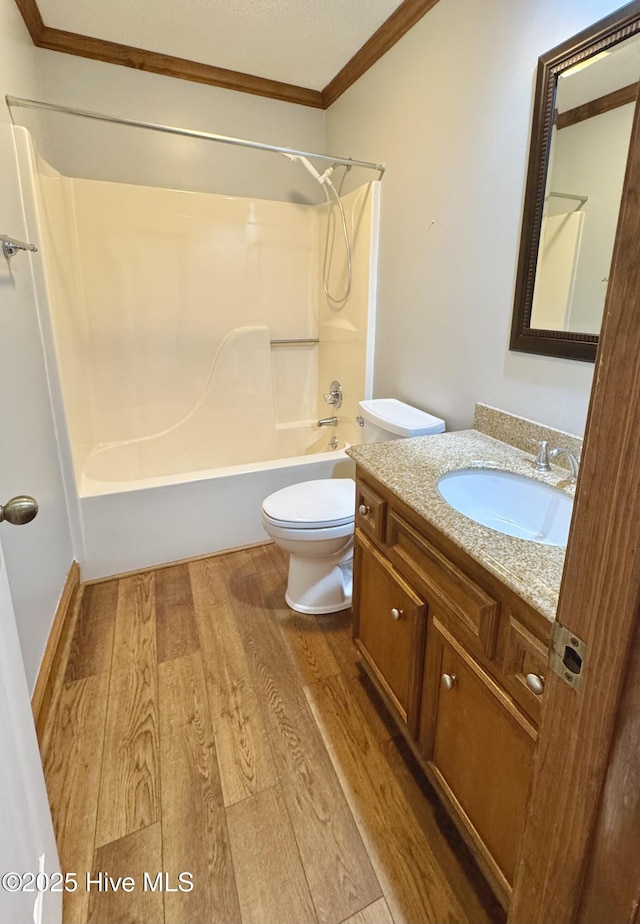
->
[390, 607, 403, 620]
[525, 673, 545, 695]
[441, 673, 457, 690]
[358, 504, 370, 516]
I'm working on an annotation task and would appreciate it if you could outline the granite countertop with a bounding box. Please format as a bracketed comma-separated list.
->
[347, 429, 576, 622]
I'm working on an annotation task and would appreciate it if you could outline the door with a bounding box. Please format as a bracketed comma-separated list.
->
[0, 532, 61, 924]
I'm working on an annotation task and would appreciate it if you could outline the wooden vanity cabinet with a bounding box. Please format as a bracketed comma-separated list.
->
[351, 469, 551, 907]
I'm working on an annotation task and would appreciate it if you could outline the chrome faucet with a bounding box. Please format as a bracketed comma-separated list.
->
[530, 439, 551, 472]
[549, 447, 580, 480]
[317, 416, 338, 428]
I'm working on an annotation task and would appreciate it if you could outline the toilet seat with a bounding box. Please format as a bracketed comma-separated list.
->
[261, 479, 355, 529]
[261, 516, 354, 543]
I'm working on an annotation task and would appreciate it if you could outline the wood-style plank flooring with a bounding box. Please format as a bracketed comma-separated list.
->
[41, 543, 505, 924]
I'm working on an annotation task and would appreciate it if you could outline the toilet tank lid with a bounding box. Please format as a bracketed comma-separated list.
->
[359, 399, 445, 437]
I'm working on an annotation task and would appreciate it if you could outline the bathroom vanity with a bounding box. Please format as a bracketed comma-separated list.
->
[347, 414, 578, 907]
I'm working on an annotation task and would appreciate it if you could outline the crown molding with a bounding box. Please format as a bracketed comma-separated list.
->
[556, 81, 639, 130]
[14, 0, 43, 38]
[37, 27, 324, 107]
[14, 0, 440, 110]
[322, 0, 440, 107]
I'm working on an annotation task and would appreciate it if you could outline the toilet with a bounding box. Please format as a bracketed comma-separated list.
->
[261, 399, 445, 614]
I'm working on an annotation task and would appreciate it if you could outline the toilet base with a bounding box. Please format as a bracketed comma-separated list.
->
[285, 548, 353, 615]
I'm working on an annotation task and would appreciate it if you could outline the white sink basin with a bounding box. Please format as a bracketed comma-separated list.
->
[438, 468, 573, 546]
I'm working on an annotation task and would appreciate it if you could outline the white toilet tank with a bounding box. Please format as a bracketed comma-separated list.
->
[358, 398, 445, 443]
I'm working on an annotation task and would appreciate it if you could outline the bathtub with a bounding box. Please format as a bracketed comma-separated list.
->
[78, 422, 355, 580]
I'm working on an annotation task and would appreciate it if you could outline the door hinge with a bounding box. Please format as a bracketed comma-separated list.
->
[550, 622, 587, 690]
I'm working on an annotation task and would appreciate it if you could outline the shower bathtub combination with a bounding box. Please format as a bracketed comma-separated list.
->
[13, 114, 380, 579]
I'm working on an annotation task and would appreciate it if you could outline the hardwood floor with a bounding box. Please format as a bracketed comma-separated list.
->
[41, 544, 505, 924]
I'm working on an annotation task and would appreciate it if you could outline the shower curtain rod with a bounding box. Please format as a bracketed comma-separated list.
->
[546, 190, 588, 207]
[5, 96, 386, 179]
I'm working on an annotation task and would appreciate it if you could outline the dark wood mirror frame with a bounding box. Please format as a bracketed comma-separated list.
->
[510, 1, 640, 363]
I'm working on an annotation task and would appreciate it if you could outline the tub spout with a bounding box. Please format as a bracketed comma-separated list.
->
[317, 416, 338, 428]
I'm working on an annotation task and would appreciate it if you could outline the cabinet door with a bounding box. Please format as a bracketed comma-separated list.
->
[353, 532, 426, 733]
[420, 618, 536, 893]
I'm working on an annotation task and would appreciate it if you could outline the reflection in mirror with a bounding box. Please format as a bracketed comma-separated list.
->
[511, 2, 640, 362]
[532, 33, 640, 334]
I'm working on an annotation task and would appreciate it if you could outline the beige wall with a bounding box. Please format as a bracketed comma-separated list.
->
[326, 0, 626, 435]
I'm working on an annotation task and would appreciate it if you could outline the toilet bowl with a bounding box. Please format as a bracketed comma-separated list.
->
[261, 479, 356, 614]
[261, 399, 445, 615]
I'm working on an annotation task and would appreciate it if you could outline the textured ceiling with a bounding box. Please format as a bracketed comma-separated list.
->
[35, 0, 406, 90]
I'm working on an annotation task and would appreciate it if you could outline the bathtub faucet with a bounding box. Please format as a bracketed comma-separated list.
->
[317, 416, 339, 428]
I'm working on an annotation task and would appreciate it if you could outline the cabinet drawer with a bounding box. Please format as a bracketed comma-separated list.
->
[387, 510, 500, 658]
[355, 480, 386, 542]
[501, 614, 549, 725]
[421, 619, 535, 891]
[353, 532, 426, 733]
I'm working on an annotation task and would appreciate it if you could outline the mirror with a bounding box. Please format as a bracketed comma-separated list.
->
[510, 2, 640, 362]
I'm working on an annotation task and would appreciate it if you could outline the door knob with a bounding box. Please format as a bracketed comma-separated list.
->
[441, 673, 457, 690]
[0, 495, 38, 525]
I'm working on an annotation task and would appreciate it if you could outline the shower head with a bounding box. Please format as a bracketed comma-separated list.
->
[282, 152, 333, 185]
[282, 152, 321, 181]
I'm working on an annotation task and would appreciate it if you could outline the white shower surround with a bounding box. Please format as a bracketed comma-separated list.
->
[16, 128, 379, 578]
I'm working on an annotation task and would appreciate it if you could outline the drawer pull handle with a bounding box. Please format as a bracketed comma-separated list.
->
[526, 673, 545, 695]
[441, 673, 457, 690]
[390, 607, 403, 621]
[358, 504, 370, 516]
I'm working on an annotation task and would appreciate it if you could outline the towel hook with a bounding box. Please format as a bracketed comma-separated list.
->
[1, 234, 38, 260]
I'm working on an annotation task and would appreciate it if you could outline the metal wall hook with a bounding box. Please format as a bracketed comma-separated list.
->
[1, 234, 38, 260]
